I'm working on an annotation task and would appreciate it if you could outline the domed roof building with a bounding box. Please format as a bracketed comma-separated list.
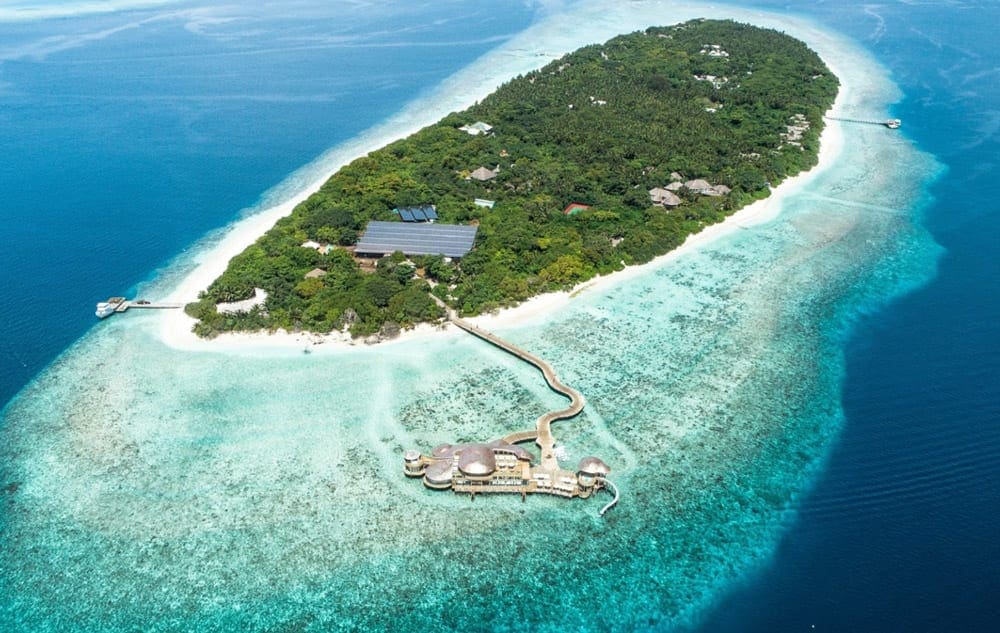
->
[576, 456, 611, 492]
[577, 456, 611, 476]
[457, 444, 497, 477]
[431, 443, 454, 458]
[404, 443, 613, 506]
[424, 460, 455, 489]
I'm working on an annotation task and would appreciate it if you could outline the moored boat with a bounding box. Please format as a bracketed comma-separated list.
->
[96, 297, 125, 318]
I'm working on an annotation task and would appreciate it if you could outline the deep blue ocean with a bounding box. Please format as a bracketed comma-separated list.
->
[2, 1, 998, 630]
[0, 1, 535, 405]
[689, 2, 1000, 630]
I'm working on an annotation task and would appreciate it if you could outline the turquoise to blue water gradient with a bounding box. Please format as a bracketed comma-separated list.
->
[3, 1, 996, 631]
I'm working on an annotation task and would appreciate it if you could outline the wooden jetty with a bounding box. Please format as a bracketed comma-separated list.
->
[449, 313, 584, 471]
[826, 116, 901, 129]
[404, 300, 619, 515]
[96, 296, 183, 318]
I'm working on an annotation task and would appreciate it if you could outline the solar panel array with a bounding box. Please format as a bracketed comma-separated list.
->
[393, 205, 438, 222]
[356, 221, 478, 258]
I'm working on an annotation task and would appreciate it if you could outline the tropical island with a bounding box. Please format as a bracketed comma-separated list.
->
[185, 19, 838, 339]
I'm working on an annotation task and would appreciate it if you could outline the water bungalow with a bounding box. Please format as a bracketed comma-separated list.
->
[405, 443, 612, 501]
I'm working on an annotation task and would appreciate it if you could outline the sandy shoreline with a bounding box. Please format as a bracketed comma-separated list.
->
[468, 102, 847, 333]
[156, 14, 850, 356]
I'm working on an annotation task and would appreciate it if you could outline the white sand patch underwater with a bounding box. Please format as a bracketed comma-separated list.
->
[0, 1, 943, 631]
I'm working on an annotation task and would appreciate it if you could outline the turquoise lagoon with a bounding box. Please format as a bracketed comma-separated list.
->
[0, 1, 942, 631]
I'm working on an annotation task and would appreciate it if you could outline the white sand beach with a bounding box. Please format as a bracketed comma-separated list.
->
[157, 6, 853, 355]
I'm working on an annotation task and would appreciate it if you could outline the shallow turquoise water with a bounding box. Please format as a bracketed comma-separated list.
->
[0, 2, 943, 631]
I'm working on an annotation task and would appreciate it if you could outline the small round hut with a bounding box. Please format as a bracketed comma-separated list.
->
[576, 456, 611, 490]
[403, 449, 425, 477]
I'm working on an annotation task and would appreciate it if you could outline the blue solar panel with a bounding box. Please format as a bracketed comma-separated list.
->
[356, 221, 477, 258]
[394, 205, 439, 222]
[394, 205, 438, 222]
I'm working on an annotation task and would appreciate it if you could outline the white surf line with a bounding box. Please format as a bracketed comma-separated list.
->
[800, 193, 909, 214]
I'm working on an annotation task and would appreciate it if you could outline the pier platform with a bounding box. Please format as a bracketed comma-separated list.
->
[826, 115, 901, 129]
[96, 297, 183, 318]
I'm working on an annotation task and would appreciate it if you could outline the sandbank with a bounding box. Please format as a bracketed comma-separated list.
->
[156, 4, 860, 355]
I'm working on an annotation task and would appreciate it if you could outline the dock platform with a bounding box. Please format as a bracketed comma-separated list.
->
[96, 297, 183, 318]
[826, 115, 901, 129]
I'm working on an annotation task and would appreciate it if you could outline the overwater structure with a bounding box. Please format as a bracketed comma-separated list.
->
[95, 296, 183, 319]
[404, 305, 619, 514]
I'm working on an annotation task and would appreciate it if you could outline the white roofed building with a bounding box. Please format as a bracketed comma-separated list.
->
[459, 121, 493, 135]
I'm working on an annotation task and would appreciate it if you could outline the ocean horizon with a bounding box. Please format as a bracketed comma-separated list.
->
[2, 1, 997, 631]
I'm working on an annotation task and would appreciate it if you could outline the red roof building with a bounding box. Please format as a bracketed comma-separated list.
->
[563, 202, 592, 216]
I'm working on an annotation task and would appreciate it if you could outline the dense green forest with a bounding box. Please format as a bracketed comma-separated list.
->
[187, 19, 838, 339]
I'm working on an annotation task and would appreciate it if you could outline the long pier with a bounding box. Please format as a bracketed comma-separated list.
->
[826, 116, 901, 129]
[447, 312, 585, 470]
[96, 297, 183, 318]
[114, 300, 184, 312]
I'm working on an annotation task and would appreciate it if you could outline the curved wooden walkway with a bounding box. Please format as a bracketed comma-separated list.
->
[437, 301, 584, 471]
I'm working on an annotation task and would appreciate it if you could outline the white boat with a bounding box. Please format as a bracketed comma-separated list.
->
[96, 296, 125, 318]
[95, 302, 115, 318]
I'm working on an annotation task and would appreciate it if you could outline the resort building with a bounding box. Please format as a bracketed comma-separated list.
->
[649, 187, 682, 207]
[468, 166, 499, 182]
[563, 202, 592, 216]
[684, 178, 713, 192]
[683, 179, 732, 197]
[405, 441, 612, 500]
[459, 121, 493, 135]
[355, 220, 478, 258]
[301, 240, 334, 254]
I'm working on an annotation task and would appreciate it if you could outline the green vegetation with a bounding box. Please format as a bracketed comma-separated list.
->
[187, 19, 838, 339]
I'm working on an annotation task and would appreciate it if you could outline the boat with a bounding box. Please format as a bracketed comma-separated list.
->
[96, 297, 125, 318]
[885, 118, 901, 129]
